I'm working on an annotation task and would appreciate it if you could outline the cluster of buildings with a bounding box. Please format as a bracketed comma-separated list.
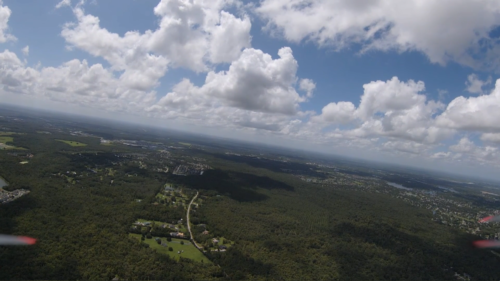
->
[172, 164, 208, 176]
[337, 176, 500, 238]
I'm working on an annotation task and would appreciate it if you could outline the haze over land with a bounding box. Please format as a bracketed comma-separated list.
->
[1, 108, 500, 280]
[1, 0, 500, 179]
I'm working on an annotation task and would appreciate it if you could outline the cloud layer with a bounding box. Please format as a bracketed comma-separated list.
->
[0, 0, 500, 173]
[256, 0, 500, 70]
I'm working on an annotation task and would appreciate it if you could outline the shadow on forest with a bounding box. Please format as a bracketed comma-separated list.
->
[0, 196, 71, 280]
[328, 222, 500, 280]
[170, 169, 294, 202]
[212, 249, 275, 280]
[212, 153, 327, 178]
[0, 195, 38, 233]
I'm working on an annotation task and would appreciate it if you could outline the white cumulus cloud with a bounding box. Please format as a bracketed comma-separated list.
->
[148, 47, 311, 131]
[437, 79, 500, 132]
[313, 77, 450, 144]
[0, 50, 156, 113]
[299, 78, 316, 98]
[61, 0, 252, 86]
[256, 0, 500, 70]
[0, 0, 15, 43]
[202, 47, 305, 115]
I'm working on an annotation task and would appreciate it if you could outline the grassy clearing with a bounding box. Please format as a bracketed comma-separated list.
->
[56, 139, 87, 147]
[106, 168, 115, 176]
[178, 142, 192, 147]
[0, 136, 13, 143]
[129, 234, 211, 263]
[156, 193, 169, 200]
[64, 175, 75, 184]
[135, 218, 187, 233]
[0, 132, 15, 136]
[0, 136, 25, 150]
[136, 219, 171, 226]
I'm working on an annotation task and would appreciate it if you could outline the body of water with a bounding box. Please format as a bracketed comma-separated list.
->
[386, 182, 412, 191]
[437, 186, 458, 193]
[0, 177, 7, 188]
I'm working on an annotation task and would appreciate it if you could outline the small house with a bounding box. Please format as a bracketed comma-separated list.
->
[170, 232, 185, 238]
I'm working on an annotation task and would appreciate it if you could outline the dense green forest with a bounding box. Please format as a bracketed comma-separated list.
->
[0, 111, 499, 280]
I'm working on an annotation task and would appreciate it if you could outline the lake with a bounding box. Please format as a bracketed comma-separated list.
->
[0, 177, 7, 187]
[386, 181, 412, 191]
[437, 186, 458, 193]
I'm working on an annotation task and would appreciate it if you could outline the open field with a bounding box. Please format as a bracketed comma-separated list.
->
[56, 139, 87, 147]
[0, 136, 26, 150]
[129, 234, 211, 263]
[135, 218, 189, 233]
[178, 142, 192, 147]
[0, 136, 13, 143]
[136, 218, 170, 226]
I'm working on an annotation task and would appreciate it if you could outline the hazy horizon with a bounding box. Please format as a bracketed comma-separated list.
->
[2, 102, 499, 183]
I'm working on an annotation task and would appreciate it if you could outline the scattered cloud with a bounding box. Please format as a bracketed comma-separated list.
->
[481, 133, 500, 144]
[465, 73, 491, 94]
[202, 47, 305, 115]
[299, 78, 316, 98]
[55, 0, 71, 9]
[312, 101, 356, 125]
[313, 77, 451, 145]
[61, 0, 252, 85]
[448, 137, 500, 167]
[437, 89, 448, 101]
[148, 47, 311, 131]
[21, 46, 29, 56]
[0, 50, 156, 113]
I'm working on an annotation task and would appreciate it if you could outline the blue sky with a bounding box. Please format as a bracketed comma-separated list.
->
[1, 0, 500, 179]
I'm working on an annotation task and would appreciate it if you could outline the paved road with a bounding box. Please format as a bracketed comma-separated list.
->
[187, 192, 229, 278]
[187, 191, 203, 250]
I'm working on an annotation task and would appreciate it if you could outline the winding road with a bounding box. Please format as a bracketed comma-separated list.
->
[187, 191, 203, 250]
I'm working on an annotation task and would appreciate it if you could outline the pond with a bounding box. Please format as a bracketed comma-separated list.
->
[0, 177, 7, 188]
[386, 181, 412, 191]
